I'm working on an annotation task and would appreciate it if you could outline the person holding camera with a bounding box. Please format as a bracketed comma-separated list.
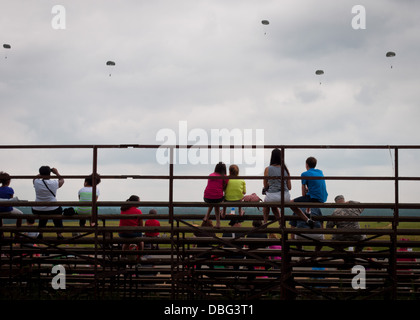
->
[32, 166, 65, 239]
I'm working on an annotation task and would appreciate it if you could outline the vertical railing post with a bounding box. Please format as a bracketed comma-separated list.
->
[390, 147, 399, 299]
[280, 146, 285, 227]
[92, 146, 99, 297]
[92, 146, 98, 224]
[394, 147, 399, 225]
[169, 146, 176, 299]
[280, 146, 295, 300]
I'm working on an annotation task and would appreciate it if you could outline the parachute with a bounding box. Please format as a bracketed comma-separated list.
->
[386, 51, 396, 68]
[106, 60, 115, 76]
[315, 70, 324, 84]
[3, 44, 11, 59]
[261, 20, 269, 35]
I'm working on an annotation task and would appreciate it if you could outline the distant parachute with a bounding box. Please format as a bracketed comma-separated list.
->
[386, 51, 396, 68]
[261, 20, 269, 35]
[3, 43, 11, 59]
[315, 70, 324, 84]
[106, 60, 115, 76]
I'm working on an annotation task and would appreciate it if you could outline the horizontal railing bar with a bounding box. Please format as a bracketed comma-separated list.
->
[7, 175, 420, 181]
[0, 144, 162, 149]
[7, 213, 420, 223]
[2, 200, 420, 209]
[1, 144, 420, 149]
[6, 175, 171, 180]
[0, 225, 401, 235]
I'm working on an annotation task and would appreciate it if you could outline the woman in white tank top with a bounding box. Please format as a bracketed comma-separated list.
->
[263, 149, 291, 225]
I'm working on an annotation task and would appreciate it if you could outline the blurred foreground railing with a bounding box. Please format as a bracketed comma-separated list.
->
[1, 144, 420, 300]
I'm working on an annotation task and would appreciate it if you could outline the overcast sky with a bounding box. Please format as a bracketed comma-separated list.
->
[1, 0, 419, 206]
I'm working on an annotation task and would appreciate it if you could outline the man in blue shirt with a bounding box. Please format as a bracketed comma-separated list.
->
[294, 156, 328, 203]
[290, 156, 327, 231]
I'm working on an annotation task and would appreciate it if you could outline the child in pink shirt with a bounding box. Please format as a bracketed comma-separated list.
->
[203, 162, 228, 228]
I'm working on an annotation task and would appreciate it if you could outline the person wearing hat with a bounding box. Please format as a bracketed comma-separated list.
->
[326, 195, 366, 261]
[326, 195, 365, 242]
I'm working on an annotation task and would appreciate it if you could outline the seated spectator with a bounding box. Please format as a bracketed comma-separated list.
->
[222, 218, 245, 238]
[262, 149, 292, 226]
[76, 173, 101, 227]
[222, 164, 246, 218]
[145, 208, 160, 250]
[0, 171, 23, 238]
[21, 217, 40, 258]
[119, 195, 144, 254]
[291, 156, 328, 228]
[24, 216, 40, 239]
[326, 195, 366, 259]
[203, 162, 228, 228]
[326, 195, 366, 241]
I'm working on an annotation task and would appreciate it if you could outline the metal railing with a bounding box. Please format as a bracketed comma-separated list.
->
[1, 144, 420, 300]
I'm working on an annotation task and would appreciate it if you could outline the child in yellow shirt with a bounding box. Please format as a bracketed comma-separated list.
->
[222, 165, 246, 218]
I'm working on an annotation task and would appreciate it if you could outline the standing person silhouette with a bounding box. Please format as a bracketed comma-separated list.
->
[32, 166, 65, 239]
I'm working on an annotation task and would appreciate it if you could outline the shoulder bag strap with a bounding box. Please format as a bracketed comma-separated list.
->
[42, 179, 56, 197]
